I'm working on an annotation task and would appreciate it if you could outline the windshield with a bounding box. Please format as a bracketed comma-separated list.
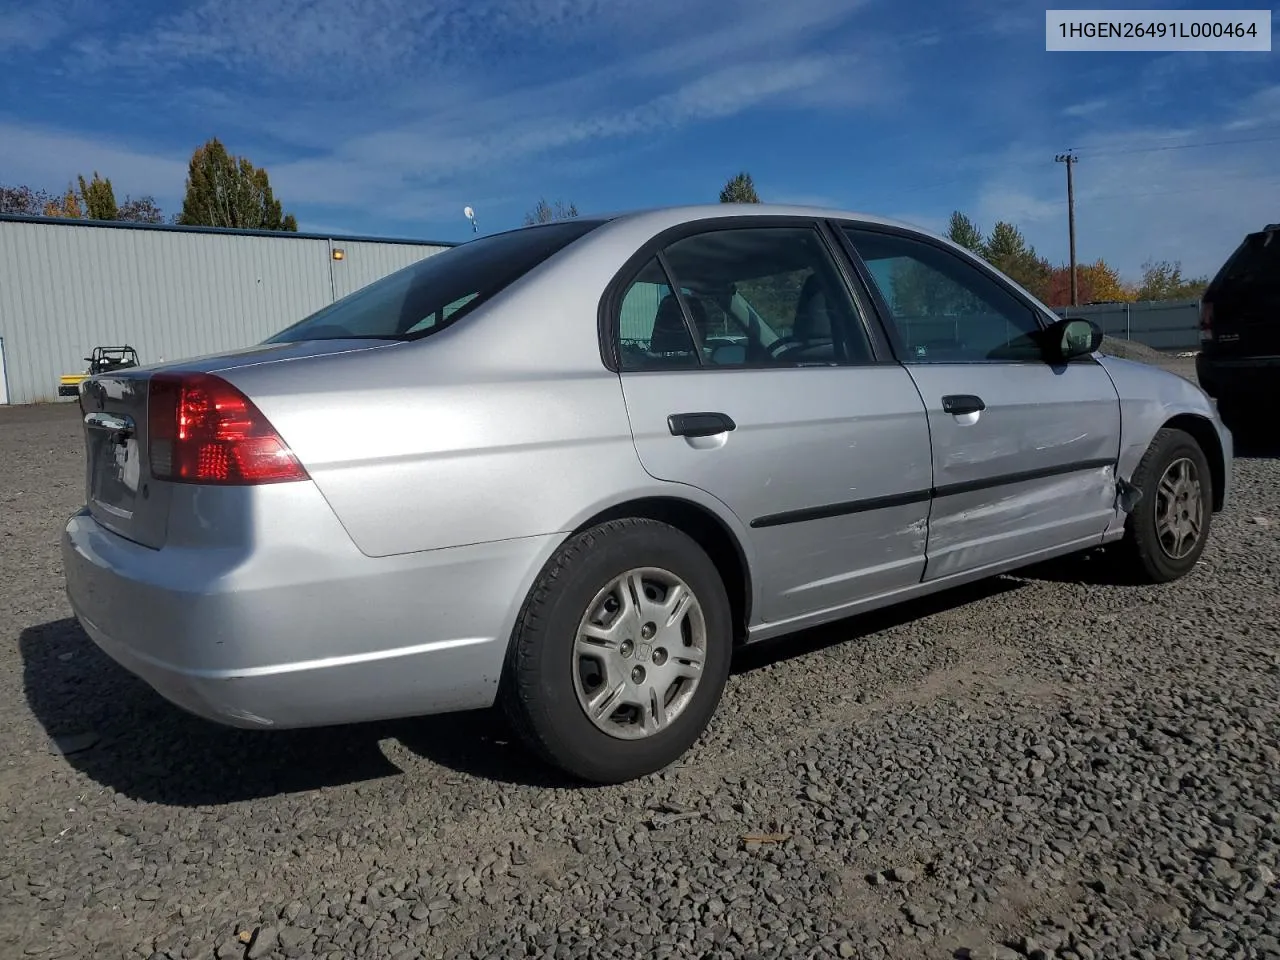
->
[266, 219, 604, 343]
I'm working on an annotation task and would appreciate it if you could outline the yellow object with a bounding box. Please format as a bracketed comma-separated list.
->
[57, 373, 87, 398]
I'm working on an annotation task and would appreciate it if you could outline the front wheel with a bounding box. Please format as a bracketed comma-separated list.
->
[1114, 427, 1213, 583]
[499, 518, 733, 784]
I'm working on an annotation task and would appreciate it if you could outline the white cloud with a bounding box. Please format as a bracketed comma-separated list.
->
[0, 121, 187, 202]
[1224, 85, 1280, 130]
[1063, 99, 1108, 117]
[265, 50, 874, 216]
[74, 0, 637, 83]
[965, 120, 1280, 279]
[0, 6, 72, 53]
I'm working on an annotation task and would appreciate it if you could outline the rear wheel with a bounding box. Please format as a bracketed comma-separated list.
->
[500, 518, 733, 784]
[1114, 427, 1213, 583]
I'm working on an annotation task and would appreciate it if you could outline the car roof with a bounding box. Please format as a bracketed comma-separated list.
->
[596, 203, 932, 236]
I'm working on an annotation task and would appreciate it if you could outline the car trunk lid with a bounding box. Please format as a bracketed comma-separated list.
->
[78, 338, 393, 549]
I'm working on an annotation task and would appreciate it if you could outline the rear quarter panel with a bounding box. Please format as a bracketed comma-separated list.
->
[214, 217, 762, 564]
[219, 343, 649, 557]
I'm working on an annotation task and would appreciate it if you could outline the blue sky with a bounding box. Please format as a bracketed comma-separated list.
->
[1, 0, 1277, 281]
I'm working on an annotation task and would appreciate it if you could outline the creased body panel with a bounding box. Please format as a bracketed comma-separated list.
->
[903, 362, 1122, 579]
[1095, 354, 1234, 524]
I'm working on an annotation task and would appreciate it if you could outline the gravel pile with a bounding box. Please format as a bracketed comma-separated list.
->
[1096, 337, 1179, 366]
[2, 377, 1277, 960]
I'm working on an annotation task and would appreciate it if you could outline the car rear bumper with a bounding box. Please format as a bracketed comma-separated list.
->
[61, 487, 560, 730]
[1196, 352, 1280, 403]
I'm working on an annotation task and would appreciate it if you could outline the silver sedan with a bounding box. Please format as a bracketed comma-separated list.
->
[62, 204, 1232, 783]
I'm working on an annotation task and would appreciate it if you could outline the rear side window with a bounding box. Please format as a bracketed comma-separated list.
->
[268, 220, 603, 343]
[1216, 230, 1279, 290]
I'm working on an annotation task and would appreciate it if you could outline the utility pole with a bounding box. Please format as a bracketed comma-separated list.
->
[1055, 152, 1078, 306]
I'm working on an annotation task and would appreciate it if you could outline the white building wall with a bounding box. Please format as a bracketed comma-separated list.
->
[0, 217, 452, 404]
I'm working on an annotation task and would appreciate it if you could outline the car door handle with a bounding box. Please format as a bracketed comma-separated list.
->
[941, 394, 986, 416]
[668, 412, 737, 438]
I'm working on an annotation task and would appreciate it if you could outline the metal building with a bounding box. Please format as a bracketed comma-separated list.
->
[0, 214, 455, 405]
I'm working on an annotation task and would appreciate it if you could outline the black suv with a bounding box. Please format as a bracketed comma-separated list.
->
[1196, 222, 1279, 426]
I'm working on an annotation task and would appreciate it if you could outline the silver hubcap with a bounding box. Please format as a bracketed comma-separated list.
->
[573, 567, 707, 740]
[1155, 457, 1204, 560]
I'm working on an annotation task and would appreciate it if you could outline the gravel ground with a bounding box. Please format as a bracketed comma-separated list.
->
[2, 359, 1277, 960]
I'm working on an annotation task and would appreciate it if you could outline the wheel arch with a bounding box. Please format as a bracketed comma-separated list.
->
[1163, 413, 1226, 512]
[572, 497, 754, 643]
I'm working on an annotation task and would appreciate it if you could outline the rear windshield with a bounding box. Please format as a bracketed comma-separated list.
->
[1215, 229, 1280, 290]
[267, 219, 604, 343]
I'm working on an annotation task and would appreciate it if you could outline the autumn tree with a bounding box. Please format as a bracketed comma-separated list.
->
[178, 138, 298, 231]
[43, 185, 84, 219]
[946, 211, 986, 255]
[77, 172, 118, 220]
[1080, 260, 1127, 303]
[523, 198, 579, 225]
[719, 171, 760, 203]
[0, 184, 56, 215]
[1134, 259, 1209, 301]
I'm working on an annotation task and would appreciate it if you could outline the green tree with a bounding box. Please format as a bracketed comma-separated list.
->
[719, 171, 760, 204]
[178, 138, 298, 231]
[1134, 259, 1209, 301]
[946, 211, 985, 255]
[523, 197, 578, 225]
[77, 171, 118, 221]
[983, 220, 1051, 300]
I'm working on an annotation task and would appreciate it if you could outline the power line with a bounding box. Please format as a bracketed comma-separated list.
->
[1081, 133, 1280, 158]
[1046, 176, 1280, 205]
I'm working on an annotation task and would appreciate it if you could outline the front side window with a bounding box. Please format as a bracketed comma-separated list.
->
[268, 220, 602, 343]
[616, 224, 874, 370]
[842, 227, 1046, 363]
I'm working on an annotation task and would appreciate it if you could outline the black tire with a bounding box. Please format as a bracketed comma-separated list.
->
[1114, 427, 1213, 583]
[499, 518, 733, 784]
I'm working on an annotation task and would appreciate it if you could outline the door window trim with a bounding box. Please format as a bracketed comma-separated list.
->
[597, 215, 896, 374]
[826, 219, 1098, 367]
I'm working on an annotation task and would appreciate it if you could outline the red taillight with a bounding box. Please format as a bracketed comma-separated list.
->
[1199, 300, 1214, 341]
[147, 373, 309, 485]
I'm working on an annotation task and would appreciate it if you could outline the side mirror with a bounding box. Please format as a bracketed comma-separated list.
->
[1046, 317, 1103, 362]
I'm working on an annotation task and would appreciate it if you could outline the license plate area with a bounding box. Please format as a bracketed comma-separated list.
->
[86, 413, 141, 521]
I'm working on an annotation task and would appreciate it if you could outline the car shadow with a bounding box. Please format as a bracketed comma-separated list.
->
[1229, 418, 1280, 460]
[1012, 546, 1149, 587]
[20, 619, 410, 806]
[20, 619, 582, 804]
[19, 576, 1039, 800]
